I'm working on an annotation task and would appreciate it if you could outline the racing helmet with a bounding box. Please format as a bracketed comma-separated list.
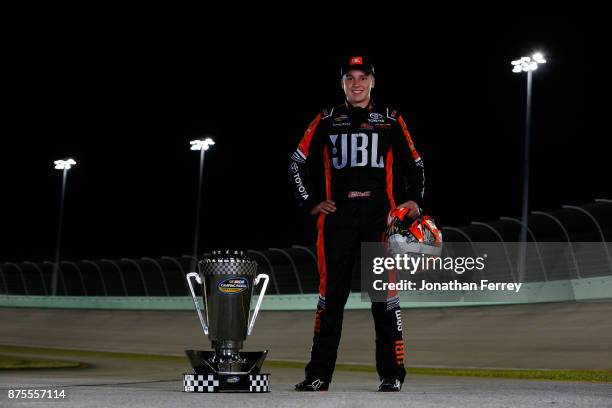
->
[385, 207, 443, 256]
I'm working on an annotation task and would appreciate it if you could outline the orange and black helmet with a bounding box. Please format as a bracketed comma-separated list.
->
[385, 207, 442, 254]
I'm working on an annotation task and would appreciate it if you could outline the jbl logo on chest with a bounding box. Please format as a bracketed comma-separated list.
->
[329, 133, 384, 169]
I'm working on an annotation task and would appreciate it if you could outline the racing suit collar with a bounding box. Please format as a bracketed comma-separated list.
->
[344, 99, 374, 111]
[344, 99, 374, 125]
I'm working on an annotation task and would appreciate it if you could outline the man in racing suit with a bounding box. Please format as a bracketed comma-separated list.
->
[289, 56, 425, 392]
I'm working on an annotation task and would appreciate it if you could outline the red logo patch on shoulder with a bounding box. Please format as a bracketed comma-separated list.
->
[350, 56, 363, 65]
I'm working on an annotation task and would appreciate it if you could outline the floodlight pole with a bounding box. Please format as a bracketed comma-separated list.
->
[190, 138, 214, 272]
[517, 69, 533, 282]
[192, 146, 206, 272]
[52, 168, 69, 296]
[511, 53, 545, 281]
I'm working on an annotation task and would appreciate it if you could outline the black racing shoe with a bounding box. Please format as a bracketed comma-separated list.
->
[378, 378, 402, 392]
[295, 378, 329, 391]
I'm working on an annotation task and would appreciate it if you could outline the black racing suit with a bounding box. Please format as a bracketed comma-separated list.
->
[288, 101, 425, 383]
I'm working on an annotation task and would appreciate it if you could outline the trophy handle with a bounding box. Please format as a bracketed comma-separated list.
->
[186, 272, 209, 335]
[247, 273, 269, 336]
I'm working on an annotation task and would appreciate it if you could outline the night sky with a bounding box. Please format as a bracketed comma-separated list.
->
[3, 15, 609, 262]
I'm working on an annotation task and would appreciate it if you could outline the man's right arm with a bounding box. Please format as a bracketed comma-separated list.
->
[288, 113, 323, 213]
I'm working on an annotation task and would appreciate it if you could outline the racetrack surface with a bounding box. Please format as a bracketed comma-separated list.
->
[0, 301, 611, 407]
[1, 300, 611, 370]
[1, 351, 611, 408]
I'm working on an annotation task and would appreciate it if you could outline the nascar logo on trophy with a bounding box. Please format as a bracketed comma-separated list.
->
[183, 250, 271, 393]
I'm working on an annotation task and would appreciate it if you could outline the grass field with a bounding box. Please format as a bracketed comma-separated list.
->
[0, 353, 83, 370]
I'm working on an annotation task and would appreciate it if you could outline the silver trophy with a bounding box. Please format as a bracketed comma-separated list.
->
[183, 250, 271, 393]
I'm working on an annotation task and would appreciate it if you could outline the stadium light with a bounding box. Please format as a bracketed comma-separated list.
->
[190, 138, 215, 271]
[53, 158, 77, 170]
[511, 52, 546, 73]
[511, 51, 547, 282]
[51, 158, 77, 295]
[190, 138, 215, 151]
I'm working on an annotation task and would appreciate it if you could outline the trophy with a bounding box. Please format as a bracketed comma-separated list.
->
[183, 250, 271, 393]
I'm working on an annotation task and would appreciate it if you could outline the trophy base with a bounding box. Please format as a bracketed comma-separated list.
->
[183, 349, 270, 393]
[183, 373, 270, 393]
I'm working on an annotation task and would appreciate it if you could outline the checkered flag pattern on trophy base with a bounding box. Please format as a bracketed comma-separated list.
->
[249, 374, 270, 392]
[183, 374, 219, 393]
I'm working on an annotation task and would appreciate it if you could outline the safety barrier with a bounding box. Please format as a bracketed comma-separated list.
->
[1, 201, 610, 297]
[1, 275, 610, 311]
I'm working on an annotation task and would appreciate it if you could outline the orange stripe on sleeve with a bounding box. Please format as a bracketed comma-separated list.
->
[385, 148, 396, 209]
[398, 115, 421, 161]
[297, 113, 322, 158]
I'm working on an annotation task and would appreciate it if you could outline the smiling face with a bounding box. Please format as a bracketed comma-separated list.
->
[342, 69, 375, 107]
